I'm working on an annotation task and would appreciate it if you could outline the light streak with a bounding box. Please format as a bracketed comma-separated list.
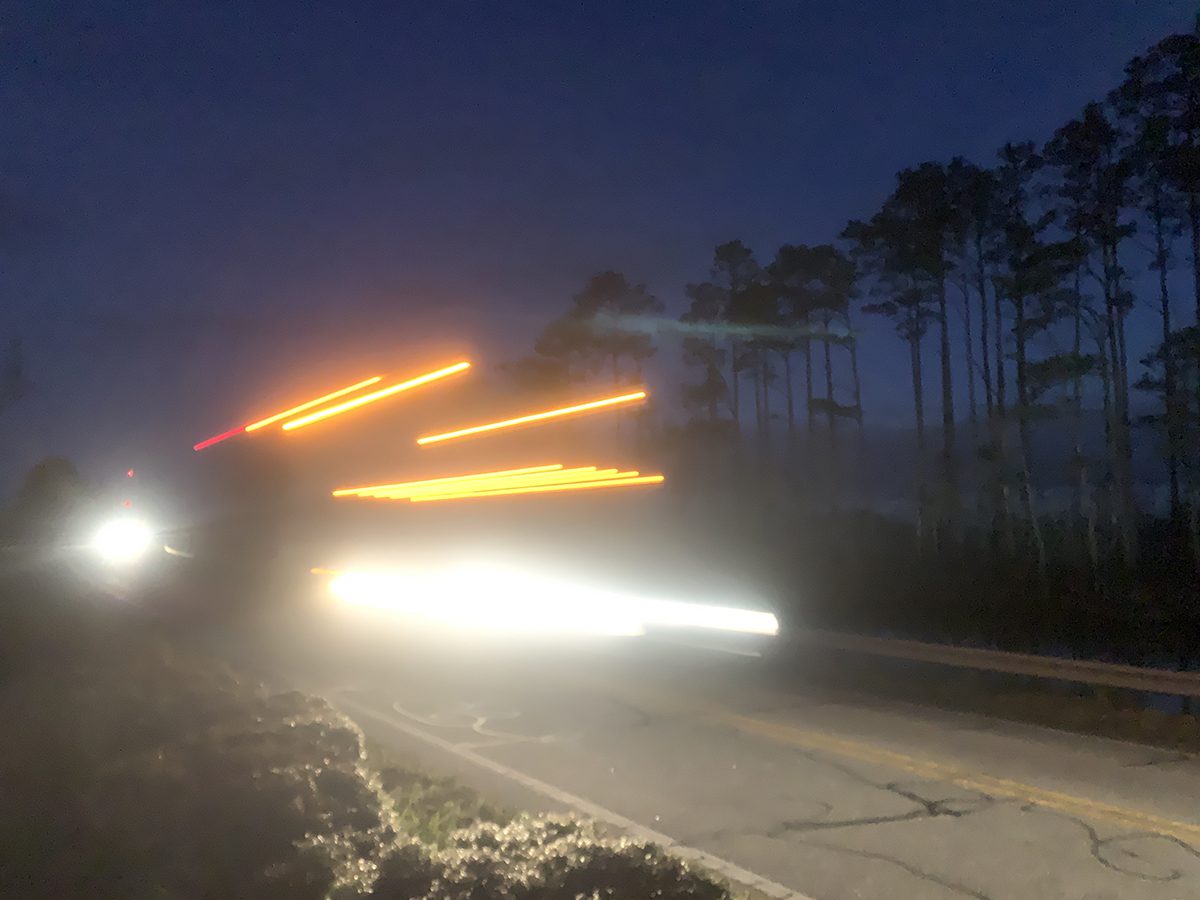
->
[409, 473, 663, 502]
[193, 425, 245, 452]
[328, 568, 646, 637]
[416, 390, 648, 446]
[281, 361, 471, 431]
[193, 375, 382, 450]
[244, 376, 382, 432]
[326, 564, 777, 638]
[367, 468, 621, 499]
[332, 464, 565, 497]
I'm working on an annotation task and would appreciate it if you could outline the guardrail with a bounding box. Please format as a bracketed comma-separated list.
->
[795, 629, 1200, 699]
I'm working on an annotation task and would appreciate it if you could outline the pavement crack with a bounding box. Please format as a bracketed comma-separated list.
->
[768, 744, 998, 836]
[791, 836, 994, 900]
[1017, 802, 1200, 882]
[768, 806, 929, 837]
[767, 782, 990, 837]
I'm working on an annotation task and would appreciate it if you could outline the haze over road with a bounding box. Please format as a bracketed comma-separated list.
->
[224, 607, 1200, 900]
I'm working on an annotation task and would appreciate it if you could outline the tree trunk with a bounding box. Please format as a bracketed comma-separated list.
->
[1070, 237, 1085, 522]
[1102, 264, 1123, 545]
[1102, 244, 1136, 566]
[990, 282, 1011, 547]
[1020, 438, 1048, 589]
[911, 331, 927, 456]
[1014, 293, 1031, 473]
[849, 333, 864, 442]
[910, 327, 927, 544]
[1081, 460, 1099, 585]
[822, 316, 837, 443]
[996, 415, 1016, 556]
[993, 282, 1006, 416]
[1190, 191, 1200, 326]
[1012, 291, 1046, 578]
[1116, 303, 1137, 565]
[961, 280, 978, 442]
[937, 279, 958, 510]
[976, 236, 993, 418]
[820, 328, 840, 504]
[1111, 240, 1135, 564]
[1096, 327, 1118, 541]
[1153, 190, 1181, 522]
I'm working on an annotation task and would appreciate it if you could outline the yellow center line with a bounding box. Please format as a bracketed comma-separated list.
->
[603, 681, 1200, 846]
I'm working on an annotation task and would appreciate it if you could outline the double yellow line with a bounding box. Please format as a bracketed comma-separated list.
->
[612, 681, 1200, 846]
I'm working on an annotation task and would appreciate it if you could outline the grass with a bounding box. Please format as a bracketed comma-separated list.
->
[367, 739, 513, 847]
[0, 573, 747, 899]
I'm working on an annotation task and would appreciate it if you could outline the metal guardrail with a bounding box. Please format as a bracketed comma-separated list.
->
[796, 629, 1200, 699]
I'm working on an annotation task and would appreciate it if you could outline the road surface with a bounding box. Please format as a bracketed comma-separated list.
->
[236, 609, 1200, 900]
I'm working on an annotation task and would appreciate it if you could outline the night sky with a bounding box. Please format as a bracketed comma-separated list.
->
[1, 1, 1193, 487]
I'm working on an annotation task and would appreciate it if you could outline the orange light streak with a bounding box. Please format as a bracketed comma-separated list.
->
[332, 464, 565, 497]
[282, 361, 471, 431]
[368, 468, 618, 499]
[416, 390, 648, 446]
[245, 376, 382, 432]
[408, 473, 664, 502]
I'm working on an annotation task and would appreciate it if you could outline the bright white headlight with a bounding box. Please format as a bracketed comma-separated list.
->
[327, 564, 778, 638]
[91, 517, 154, 565]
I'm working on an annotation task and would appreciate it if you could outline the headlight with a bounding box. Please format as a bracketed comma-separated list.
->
[91, 517, 155, 565]
[325, 564, 779, 638]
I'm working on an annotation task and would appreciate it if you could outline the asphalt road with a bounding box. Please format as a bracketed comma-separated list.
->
[239, 607, 1200, 900]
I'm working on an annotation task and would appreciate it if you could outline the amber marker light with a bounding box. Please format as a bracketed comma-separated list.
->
[416, 390, 647, 446]
[281, 361, 471, 431]
[244, 376, 382, 432]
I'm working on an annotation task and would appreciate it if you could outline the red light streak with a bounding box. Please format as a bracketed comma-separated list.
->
[193, 425, 245, 452]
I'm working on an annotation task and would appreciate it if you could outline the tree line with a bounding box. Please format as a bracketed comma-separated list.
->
[508, 30, 1200, 633]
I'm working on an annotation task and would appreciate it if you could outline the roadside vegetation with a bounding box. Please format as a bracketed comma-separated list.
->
[504, 28, 1200, 672]
[0, 579, 737, 899]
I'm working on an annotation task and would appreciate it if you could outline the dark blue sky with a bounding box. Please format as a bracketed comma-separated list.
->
[1, 1, 1194, 484]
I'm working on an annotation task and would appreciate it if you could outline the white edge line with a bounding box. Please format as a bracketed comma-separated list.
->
[337, 694, 813, 900]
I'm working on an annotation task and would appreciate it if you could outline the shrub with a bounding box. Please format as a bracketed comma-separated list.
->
[0, 605, 734, 900]
[0, 633, 399, 899]
[371, 815, 732, 900]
